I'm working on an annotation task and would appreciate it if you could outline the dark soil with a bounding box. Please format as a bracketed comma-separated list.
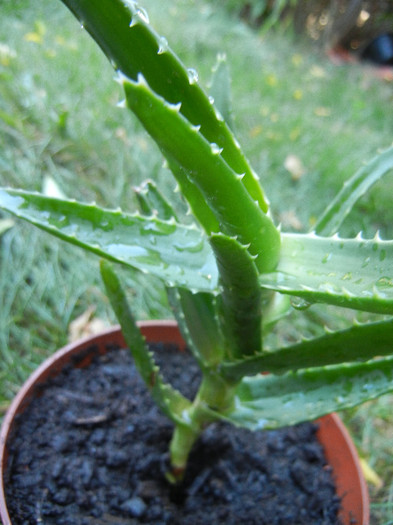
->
[5, 342, 342, 524]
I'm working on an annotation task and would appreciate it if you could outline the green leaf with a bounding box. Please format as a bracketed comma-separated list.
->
[121, 75, 280, 273]
[100, 260, 192, 425]
[224, 356, 393, 430]
[133, 179, 178, 221]
[208, 54, 234, 130]
[0, 188, 218, 292]
[210, 234, 262, 359]
[259, 232, 393, 314]
[167, 288, 224, 368]
[315, 145, 393, 236]
[61, 0, 270, 213]
[221, 317, 393, 381]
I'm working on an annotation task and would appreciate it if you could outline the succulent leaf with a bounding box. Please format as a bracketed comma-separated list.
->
[122, 74, 280, 273]
[208, 54, 234, 130]
[224, 356, 393, 430]
[210, 234, 263, 359]
[100, 260, 192, 425]
[167, 288, 224, 368]
[0, 188, 218, 291]
[61, 0, 270, 213]
[260, 232, 393, 314]
[221, 317, 393, 381]
[315, 145, 393, 236]
[134, 179, 178, 221]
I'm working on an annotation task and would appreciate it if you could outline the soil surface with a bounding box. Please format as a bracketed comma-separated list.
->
[5, 342, 342, 524]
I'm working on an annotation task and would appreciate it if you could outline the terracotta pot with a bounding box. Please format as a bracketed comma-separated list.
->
[0, 321, 369, 524]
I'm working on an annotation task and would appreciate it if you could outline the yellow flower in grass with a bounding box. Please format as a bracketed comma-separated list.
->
[293, 89, 303, 100]
[291, 54, 302, 67]
[314, 107, 331, 117]
[249, 125, 263, 138]
[24, 20, 46, 45]
[289, 127, 301, 141]
[266, 73, 278, 87]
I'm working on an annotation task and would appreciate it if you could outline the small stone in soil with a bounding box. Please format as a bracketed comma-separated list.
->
[121, 496, 147, 518]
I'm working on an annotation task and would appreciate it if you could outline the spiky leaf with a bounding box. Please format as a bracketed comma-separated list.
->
[100, 260, 191, 424]
[61, 0, 270, 213]
[210, 234, 262, 359]
[0, 188, 218, 291]
[208, 54, 234, 130]
[315, 145, 393, 236]
[167, 288, 224, 368]
[260, 232, 393, 314]
[134, 179, 178, 221]
[221, 317, 393, 381]
[121, 74, 280, 273]
[224, 356, 393, 430]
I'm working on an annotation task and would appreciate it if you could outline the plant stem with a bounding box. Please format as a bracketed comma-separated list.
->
[168, 371, 237, 481]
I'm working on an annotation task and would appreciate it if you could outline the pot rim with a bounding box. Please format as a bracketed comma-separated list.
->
[0, 321, 369, 525]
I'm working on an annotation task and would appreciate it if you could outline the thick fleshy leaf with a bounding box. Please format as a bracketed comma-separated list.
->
[208, 54, 234, 130]
[259, 232, 393, 314]
[221, 317, 393, 381]
[167, 288, 224, 368]
[210, 234, 262, 359]
[315, 145, 393, 236]
[61, 0, 270, 213]
[100, 260, 192, 425]
[0, 188, 218, 291]
[133, 179, 178, 221]
[121, 75, 281, 273]
[224, 356, 393, 430]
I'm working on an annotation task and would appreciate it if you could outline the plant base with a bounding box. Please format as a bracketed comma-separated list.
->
[0, 322, 369, 524]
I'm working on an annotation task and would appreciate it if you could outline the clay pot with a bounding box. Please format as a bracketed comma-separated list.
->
[0, 321, 369, 524]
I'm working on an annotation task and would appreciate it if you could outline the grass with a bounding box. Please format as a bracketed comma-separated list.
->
[1, 0, 393, 522]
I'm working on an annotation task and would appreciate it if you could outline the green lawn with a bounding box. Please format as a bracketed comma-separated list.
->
[1, 0, 393, 522]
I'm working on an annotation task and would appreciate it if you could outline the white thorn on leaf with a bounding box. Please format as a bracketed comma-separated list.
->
[136, 72, 149, 87]
[210, 143, 223, 155]
[214, 108, 224, 122]
[166, 101, 182, 112]
[136, 6, 150, 24]
[157, 36, 169, 55]
[373, 230, 382, 242]
[187, 68, 199, 85]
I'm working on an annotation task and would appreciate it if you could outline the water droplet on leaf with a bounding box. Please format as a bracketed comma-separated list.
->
[187, 68, 198, 85]
[136, 7, 149, 24]
[375, 276, 393, 290]
[290, 297, 312, 311]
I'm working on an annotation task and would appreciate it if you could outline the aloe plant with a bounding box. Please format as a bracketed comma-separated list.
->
[2, 0, 393, 481]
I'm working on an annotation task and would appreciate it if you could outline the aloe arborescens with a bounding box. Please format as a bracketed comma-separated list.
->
[1, 0, 393, 481]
